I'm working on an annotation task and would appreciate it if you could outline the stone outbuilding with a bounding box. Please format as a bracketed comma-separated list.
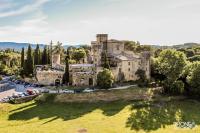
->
[69, 64, 96, 86]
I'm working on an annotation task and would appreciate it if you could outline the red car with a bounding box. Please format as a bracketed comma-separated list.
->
[26, 89, 35, 95]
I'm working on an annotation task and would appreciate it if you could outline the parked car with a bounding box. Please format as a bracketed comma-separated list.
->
[27, 89, 36, 95]
[23, 92, 30, 96]
[49, 90, 57, 94]
[63, 89, 74, 94]
[18, 93, 26, 98]
[41, 89, 49, 93]
[83, 88, 94, 93]
[1, 97, 9, 102]
[74, 89, 83, 93]
[33, 89, 40, 94]
[12, 93, 20, 98]
[7, 96, 14, 100]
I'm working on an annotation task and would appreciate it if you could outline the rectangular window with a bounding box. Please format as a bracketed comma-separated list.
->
[128, 62, 130, 65]
[117, 45, 120, 50]
[128, 68, 130, 71]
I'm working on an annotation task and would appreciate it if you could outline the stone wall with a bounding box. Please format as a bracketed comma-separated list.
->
[36, 70, 64, 85]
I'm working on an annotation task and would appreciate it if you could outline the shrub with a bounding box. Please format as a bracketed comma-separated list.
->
[188, 55, 200, 62]
[97, 69, 114, 89]
[170, 81, 184, 95]
[157, 49, 187, 82]
[163, 80, 184, 95]
[135, 69, 149, 87]
[188, 63, 200, 96]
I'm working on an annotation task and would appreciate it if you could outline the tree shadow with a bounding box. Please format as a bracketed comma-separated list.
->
[8, 100, 129, 124]
[126, 99, 200, 132]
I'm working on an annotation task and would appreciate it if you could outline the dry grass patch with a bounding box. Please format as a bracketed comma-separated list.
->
[36, 87, 157, 103]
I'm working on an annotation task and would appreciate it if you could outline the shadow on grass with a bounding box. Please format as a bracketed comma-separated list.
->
[8, 98, 129, 124]
[126, 99, 200, 132]
[8, 94, 200, 132]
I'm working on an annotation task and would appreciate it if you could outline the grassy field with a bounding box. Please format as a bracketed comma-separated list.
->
[0, 88, 200, 133]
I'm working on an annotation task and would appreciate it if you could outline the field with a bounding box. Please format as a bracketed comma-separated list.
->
[0, 88, 200, 133]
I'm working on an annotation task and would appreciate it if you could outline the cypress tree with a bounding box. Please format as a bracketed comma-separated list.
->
[34, 44, 40, 65]
[63, 49, 70, 85]
[102, 51, 110, 69]
[21, 47, 25, 68]
[26, 44, 34, 76]
[42, 46, 48, 65]
[47, 46, 51, 64]
[20, 47, 25, 76]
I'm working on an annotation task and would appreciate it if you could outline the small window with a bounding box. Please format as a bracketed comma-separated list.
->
[117, 45, 120, 50]
[128, 62, 130, 65]
[128, 68, 130, 71]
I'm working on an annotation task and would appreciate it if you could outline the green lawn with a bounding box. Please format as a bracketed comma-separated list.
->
[0, 91, 200, 133]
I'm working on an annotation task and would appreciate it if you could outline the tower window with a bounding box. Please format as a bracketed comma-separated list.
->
[117, 45, 120, 50]
[128, 68, 130, 71]
[128, 62, 130, 65]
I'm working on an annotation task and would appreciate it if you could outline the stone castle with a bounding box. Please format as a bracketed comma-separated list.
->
[35, 34, 150, 86]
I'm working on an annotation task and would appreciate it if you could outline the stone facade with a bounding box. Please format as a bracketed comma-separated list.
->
[35, 50, 65, 85]
[35, 34, 151, 86]
[35, 68, 64, 85]
[69, 64, 96, 86]
[91, 34, 150, 82]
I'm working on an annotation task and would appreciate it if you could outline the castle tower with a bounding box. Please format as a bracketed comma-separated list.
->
[96, 34, 108, 51]
[52, 53, 61, 66]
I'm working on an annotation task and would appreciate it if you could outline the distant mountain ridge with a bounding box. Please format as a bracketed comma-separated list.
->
[0, 42, 82, 51]
[0, 42, 199, 51]
[151, 43, 200, 49]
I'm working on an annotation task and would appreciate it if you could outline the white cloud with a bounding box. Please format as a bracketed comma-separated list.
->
[0, 13, 50, 43]
[0, 0, 51, 18]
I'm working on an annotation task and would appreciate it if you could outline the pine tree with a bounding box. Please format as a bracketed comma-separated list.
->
[34, 44, 40, 65]
[26, 44, 34, 76]
[63, 49, 70, 85]
[42, 46, 48, 65]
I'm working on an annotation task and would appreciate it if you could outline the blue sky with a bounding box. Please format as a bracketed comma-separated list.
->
[0, 0, 200, 45]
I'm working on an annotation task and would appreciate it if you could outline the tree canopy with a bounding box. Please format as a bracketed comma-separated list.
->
[157, 49, 187, 82]
[97, 69, 114, 89]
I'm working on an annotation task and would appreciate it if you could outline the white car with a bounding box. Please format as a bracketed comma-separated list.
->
[83, 88, 94, 93]
[63, 89, 74, 94]
[49, 90, 57, 94]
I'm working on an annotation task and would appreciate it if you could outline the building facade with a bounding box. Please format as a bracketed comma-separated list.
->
[91, 34, 150, 82]
[35, 34, 151, 86]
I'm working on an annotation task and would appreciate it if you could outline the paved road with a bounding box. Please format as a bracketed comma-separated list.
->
[109, 85, 137, 90]
[0, 89, 15, 100]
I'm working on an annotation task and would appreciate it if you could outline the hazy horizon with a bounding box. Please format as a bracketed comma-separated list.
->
[0, 0, 200, 45]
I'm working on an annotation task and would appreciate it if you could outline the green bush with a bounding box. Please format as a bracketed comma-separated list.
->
[97, 69, 114, 89]
[163, 80, 184, 95]
[135, 69, 149, 87]
[188, 63, 200, 96]
[170, 81, 184, 95]
[188, 55, 200, 62]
